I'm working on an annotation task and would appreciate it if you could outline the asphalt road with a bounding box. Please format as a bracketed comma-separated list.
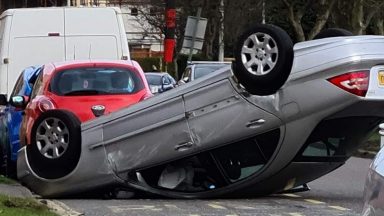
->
[52, 157, 371, 216]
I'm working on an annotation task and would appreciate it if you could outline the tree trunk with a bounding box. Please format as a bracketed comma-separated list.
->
[351, 0, 364, 35]
[307, 0, 336, 40]
[283, 0, 305, 41]
[372, 14, 384, 35]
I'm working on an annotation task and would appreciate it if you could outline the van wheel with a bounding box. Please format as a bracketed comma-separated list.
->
[313, 28, 353, 39]
[27, 110, 81, 179]
[233, 24, 294, 95]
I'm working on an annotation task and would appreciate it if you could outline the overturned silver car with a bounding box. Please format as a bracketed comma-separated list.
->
[18, 24, 384, 198]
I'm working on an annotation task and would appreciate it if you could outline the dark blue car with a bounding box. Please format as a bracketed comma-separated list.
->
[0, 66, 41, 177]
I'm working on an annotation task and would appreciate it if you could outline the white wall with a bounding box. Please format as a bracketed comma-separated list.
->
[119, 5, 163, 52]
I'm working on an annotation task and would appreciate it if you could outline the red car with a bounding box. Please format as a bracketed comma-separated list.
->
[14, 60, 151, 159]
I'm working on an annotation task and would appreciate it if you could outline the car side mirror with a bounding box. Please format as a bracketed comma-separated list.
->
[182, 77, 189, 83]
[0, 94, 7, 105]
[10, 95, 29, 109]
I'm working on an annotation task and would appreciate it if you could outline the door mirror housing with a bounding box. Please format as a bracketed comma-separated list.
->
[10, 95, 29, 109]
[0, 94, 7, 105]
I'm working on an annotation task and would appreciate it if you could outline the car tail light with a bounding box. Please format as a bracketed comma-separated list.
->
[328, 71, 370, 97]
[38, 98, 56, 112]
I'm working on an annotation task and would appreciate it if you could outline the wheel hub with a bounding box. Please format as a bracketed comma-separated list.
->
[256, 49, 266, 59]
[240, 32, 279, 76]
[36, 117, 69, 159]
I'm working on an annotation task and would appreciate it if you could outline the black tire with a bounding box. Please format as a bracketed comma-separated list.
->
[0, 124, 16, 179]
[3, 146, 17, 179]
[27, 110, 81, 179]
[233, 24, 294, 95]
[313, 28, 353, 39]
[0, 145, 5, 175]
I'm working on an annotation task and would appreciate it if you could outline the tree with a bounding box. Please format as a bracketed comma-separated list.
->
[331, 0, 384, 35]
[282, 0, 337, 41]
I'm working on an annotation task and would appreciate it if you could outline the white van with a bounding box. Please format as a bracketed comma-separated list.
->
[0, 7, 130, 98]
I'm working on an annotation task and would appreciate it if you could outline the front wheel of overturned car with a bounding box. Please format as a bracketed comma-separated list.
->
[27, 110, 81, 179]
[233, 24, 294, 95]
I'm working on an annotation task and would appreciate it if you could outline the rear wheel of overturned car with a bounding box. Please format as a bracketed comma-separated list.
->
[27, 110, 81, 179]
[313, 28, 353, 39]
[234, 24, 294, 95]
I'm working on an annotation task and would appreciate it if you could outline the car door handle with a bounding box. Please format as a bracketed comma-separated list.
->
[174, 142, 194, 151]
[246, 119, 265, 128]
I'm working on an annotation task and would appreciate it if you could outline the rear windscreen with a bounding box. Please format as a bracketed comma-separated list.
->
[50, 67, 144, 96]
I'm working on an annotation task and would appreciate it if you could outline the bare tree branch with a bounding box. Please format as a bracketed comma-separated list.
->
[307, 0, 337, 39]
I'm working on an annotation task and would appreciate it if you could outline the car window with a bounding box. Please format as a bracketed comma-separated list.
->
[10, 72, 25, 97]
[146, 74, 162, 86]
[30, 72, 44, 100]
[163, 76, 171, 84]
[194, 64, 228, 80]
[181, 68, 192, 80]
[167, 75, 176, 85]
[50, 67, 144, 96]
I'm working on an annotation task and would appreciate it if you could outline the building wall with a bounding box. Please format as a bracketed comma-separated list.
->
[117, 4, 163, 58]
[72, 0, 107, 6]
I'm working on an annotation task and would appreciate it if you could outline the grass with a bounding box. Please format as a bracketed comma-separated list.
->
[0, 175, 17, 185]
[0, 194, 57, 216]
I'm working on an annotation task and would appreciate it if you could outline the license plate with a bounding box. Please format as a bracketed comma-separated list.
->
[379, 71, 384, 86]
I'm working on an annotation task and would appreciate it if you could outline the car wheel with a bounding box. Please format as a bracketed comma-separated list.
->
[27, 110, 81, 179]
[0, 127, 16, 178]
[3, 148, 16, 179]
[233, 24, 294, 95]
[313, 28, 353, 39]
[0, 145, 5, 175]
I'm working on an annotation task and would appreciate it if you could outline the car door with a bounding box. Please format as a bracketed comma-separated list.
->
[6, 72, 26, 160]
[183, 78, 282, 152]
[102, 95, 193, 173]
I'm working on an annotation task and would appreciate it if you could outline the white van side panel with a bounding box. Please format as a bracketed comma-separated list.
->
[11, 9, 64, 37]
[7, 9, 65, 96]
[64, 8, 122, 60]
[8, 37, 65, 94]
[115, 11, 130, 60]
[0, 7, 130, 96]
[66, 36, 118, 60]
[0, 15, 11, 95]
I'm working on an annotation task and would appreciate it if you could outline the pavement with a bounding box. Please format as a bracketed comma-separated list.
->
[0, 180, 81, 216]
[0, 182, 34, 198]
